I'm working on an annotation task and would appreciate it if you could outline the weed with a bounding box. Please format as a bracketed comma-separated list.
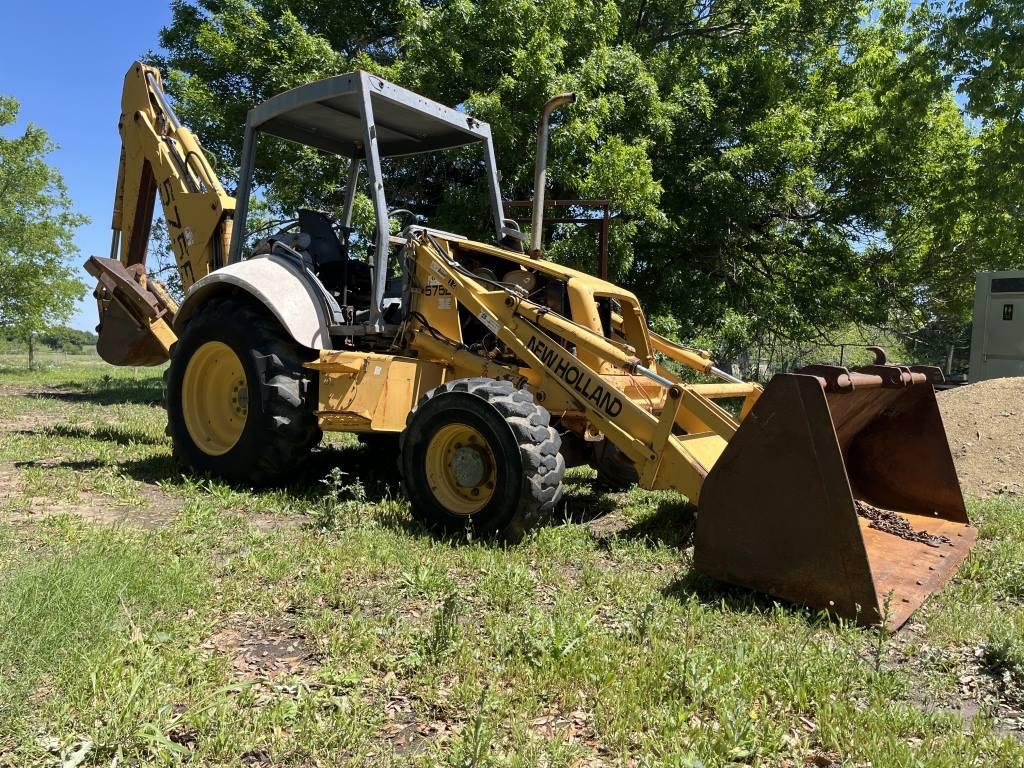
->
[413, 593, 464, 665]
[512, 607, 597, 668]
[400, 560, 455, 596]
[309, 467, 367, 531]
[623, 599, 659, 643]
[873, 590, 895, 674]
[479, 560, 534, 611]
[446, 687, 494, 768]
[981, 620, 1024, 704]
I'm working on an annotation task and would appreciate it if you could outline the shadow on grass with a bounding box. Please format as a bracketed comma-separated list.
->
[16, 424, 166, 446]
[576, 493, 697, 552]
[661, 568, 777, 613]
[663, 565, 837, 628]
[14, 455, 181, 484]
[617, 497, 697, 550]
[15, 437, 402, 495]
[557, 489, 621, 524]
[561, 470, 598, 487]
[28, 378, 163, 406]
[11, 446, 423, 534]
[292, 441, 403, 501]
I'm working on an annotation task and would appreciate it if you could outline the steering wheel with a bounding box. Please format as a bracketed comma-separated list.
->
[388, 208, 420, 229]
[368, 208, 421, 249]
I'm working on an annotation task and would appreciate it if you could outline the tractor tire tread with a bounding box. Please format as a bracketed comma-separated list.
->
[399, 377, 563, 541]
[166, 296, 321, 487]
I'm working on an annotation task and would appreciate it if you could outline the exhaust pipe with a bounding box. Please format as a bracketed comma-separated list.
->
[530, 92, 576, 258]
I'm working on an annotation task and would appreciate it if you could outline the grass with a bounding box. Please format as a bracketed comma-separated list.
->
[0, 361, 1022, 766]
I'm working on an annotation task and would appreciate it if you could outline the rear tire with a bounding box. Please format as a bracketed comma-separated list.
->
[399, 378, 564, 541]
[164, 296, 322, 486]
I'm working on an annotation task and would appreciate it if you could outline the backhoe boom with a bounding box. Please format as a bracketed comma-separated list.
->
[90, 61, 234, 366]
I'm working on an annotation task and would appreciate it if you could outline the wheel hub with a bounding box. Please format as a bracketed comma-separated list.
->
[450, 445, 488, 487]
[181, 341, 248, 456]
[425, 423, 496, 515]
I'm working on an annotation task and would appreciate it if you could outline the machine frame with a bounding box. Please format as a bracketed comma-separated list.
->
[228, 71, 518, 334]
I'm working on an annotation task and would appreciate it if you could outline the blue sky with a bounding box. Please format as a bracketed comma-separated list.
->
[0, 1, 173, 331]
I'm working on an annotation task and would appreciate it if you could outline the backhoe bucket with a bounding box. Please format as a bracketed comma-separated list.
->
[86, 256, 175, 367]
[95, 299, 170, 366]
[695, 366, 977, 628]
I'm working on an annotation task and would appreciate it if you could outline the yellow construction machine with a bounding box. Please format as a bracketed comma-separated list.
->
[89, 62, 977, 628]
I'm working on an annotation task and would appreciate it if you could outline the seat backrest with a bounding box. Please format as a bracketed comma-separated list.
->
[298, 209, 346, 267]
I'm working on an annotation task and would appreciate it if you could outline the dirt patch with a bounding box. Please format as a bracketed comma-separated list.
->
[204, 616, 317, 681]
[243, 510, 304, 533]
[0, 383, 68, 398]
[938, 378, 1024, 497]
[897, 640, 1024, 738]
[584, 509, 632, 538]
[379, 684, 447, 756]
[0, 462, 181, 530]
[0, 389, 70, 432]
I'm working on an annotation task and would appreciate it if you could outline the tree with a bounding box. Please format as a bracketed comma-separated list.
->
[37, 326, 99, 353]
[149, 217, 185, 303]
[155, 0, 988, 353]
[927, 0, 1024, 318]
[0, 96, 88, 367]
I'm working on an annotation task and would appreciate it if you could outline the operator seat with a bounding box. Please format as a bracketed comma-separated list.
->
[297, 209, 346, 267]
[298, 209, 372, 306]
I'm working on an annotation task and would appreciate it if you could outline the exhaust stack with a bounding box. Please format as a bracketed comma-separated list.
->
[530, 92, 576, 258]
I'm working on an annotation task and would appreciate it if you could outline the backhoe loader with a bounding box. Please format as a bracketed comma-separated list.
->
[88, 62, 977, 628]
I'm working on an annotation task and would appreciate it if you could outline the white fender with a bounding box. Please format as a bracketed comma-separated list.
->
[174, 254, 332, 349]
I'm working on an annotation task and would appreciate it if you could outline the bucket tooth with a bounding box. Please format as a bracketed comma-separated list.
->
[694, 371, 977, 628]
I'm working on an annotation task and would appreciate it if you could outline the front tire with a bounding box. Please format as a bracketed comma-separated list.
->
[165, 296, 322, 486]
[399, 378, 564, 541]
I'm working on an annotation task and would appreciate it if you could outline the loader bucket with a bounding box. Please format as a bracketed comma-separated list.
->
[695, 365, 977, 628]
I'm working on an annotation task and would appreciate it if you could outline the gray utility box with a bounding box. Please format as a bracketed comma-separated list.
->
[970, 270, 1024, 381]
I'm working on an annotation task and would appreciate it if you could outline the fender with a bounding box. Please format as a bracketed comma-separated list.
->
[174, 254, 334, 350]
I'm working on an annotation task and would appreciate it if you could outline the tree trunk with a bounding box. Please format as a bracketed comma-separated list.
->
[27, 333, 34, 369]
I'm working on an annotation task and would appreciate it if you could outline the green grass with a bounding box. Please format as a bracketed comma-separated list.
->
[0, 361, 1022, 766]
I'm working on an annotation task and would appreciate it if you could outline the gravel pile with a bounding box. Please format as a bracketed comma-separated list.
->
[937, 377, 1024, 498]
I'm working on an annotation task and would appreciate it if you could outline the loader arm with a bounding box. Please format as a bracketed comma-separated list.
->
[414, 234, 741, 502]
[88, 61, 235, 366]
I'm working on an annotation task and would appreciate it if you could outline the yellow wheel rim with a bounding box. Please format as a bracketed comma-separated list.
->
[425, 423, 497, 516]
[181, 341, 248, 456]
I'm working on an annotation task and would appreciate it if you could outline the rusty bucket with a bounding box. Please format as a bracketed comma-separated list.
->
[86, 256, 175, 367]
[694, 365, 977, 628]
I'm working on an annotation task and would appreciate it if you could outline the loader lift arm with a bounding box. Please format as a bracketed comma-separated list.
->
[415, 233, 739, 503]
[88, 61, 235, 366]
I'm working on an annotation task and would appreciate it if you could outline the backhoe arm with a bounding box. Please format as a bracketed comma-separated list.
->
[111, 61, 234, 286]
[88, 61, 235, 366]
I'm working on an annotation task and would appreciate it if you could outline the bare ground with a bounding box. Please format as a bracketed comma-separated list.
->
[0, 461, 182, 529]
[938, 377, 1024, 497]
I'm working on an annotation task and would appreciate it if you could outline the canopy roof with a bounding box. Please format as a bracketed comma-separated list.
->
[247, 71, 493, 158]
